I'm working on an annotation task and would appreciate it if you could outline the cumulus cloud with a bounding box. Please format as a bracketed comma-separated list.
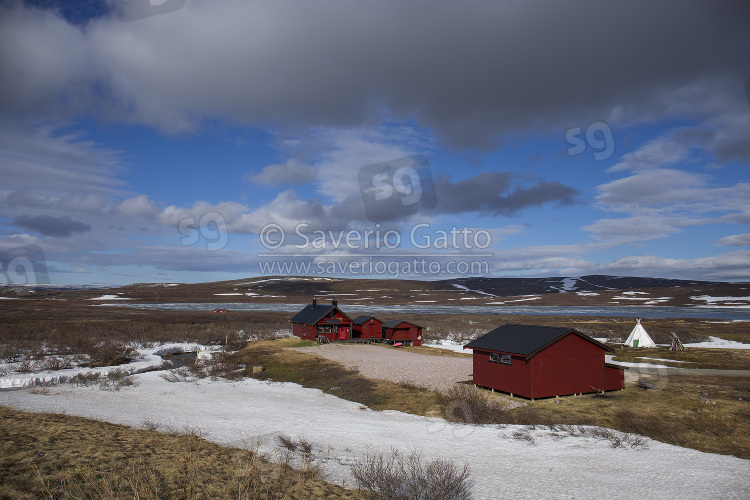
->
[2, 1, 748, 147]
[11, 214, 91, 238]
[116, 195, 159, 218]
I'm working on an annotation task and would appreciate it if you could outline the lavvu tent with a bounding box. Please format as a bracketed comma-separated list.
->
[624, 319, 656, 347]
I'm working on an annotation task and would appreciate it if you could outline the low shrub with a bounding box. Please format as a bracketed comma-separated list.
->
[436, 384, 508, 425]
[351, 449, 472, 500]
[85, 341, 140, 367]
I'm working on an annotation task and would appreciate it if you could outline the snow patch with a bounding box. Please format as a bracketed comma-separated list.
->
[1, 374, 748, 499]
[684, 336, 750, 349]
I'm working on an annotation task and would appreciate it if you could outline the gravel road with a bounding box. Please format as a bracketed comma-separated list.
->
[291, 344, 473, 392]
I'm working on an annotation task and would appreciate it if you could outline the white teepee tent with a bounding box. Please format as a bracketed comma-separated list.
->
[624, 319, 656, 347]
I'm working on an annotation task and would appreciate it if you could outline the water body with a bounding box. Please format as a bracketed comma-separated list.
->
[110, 303, 750, 321]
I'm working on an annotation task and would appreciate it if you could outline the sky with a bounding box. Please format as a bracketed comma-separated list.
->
[1, 0, 749, 285]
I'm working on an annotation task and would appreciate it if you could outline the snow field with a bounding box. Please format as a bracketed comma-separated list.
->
[1, 373, 748, 499]
[0, 343, 219, 389]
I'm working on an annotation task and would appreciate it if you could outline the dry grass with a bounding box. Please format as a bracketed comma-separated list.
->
[416, 377, 750, 458]
[462, 376, 750, 459]
[0, 406, 365, 499]
[0, 301, 292, 359]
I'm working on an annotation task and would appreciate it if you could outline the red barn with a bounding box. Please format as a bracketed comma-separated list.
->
[464, 324, 625, 400]
[290, 298, 353, 342]
[352, 315, 383, 339]
[382, 320, 423, 346]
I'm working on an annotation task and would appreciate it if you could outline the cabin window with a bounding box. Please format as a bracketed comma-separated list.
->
[317, 326, 332, 334]
[489, 352, 512, 364]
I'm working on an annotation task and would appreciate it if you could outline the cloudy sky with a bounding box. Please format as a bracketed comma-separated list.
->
[1, 0, 749, 285]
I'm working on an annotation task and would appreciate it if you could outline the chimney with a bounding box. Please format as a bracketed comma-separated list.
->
[312, 297, 317, 307]
[332, 297, 337, 307]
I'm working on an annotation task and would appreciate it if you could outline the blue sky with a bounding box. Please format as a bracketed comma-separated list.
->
[1, 0, 749, 285]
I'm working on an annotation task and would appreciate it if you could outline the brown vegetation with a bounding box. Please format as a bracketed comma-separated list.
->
[0, 407, 364, 499]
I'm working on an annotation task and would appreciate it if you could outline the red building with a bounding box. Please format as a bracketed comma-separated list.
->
[464, 324, 625, 400]
[289, 298, 353, 342]
[382, 320, 423, 346]
[352, 315, 383, 339]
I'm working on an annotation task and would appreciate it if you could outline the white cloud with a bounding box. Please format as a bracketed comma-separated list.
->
[717, 231, 750, 247]
[583, 215, 683, 243]
[116, 195, 159, 218]
[248, 159, 316, 186]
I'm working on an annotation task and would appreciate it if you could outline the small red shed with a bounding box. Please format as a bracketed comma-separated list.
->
[352, 315, 383, 339]
[382, 320, 423, 346]
[290, 298, 353, 342]
[464, 324, 625, 400]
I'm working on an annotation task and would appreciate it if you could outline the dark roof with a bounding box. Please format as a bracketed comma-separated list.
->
[353, 315, 381, 325]
[382, 319, 422, 329]
[464, 323, 614, 359]
[290, 304, 336, 325]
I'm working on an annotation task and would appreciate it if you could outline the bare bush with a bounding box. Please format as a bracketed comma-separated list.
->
[85, 341, 140, 368]
[351, 449, 472, 500]
[70, 371, 103, 386]
[16, 359, 37, 373]
[161, 368, 191, 383]
[40, 356, 73, 371]
[99, 368, 134, 391]
[437, 384, 509, 424]
[274, 435, 322, 478]
[511, 429, 536, 445]
[543, 424, 648, 450]
[142, 419, 160, 431]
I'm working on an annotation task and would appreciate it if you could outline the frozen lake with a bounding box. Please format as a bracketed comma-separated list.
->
[108, 302, 750, 320]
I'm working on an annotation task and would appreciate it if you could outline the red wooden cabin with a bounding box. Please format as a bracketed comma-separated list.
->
[382, 320, 423, 346]
[464, 324, 625, 400]
[290, 298, 353, 342]
[352, 315, 383, 339]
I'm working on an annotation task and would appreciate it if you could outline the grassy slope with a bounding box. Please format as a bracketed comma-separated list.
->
[0, 406, 364, 500]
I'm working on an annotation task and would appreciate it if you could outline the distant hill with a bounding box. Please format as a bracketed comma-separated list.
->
[3, 275, 749, 308]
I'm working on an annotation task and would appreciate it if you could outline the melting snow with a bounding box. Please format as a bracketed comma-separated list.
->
[0, 374, 748, 499]
[0, 343, 217, 389]
[684, 336, 750, 349]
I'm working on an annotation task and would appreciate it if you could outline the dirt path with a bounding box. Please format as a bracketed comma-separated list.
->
[291, 344, 473, 392]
